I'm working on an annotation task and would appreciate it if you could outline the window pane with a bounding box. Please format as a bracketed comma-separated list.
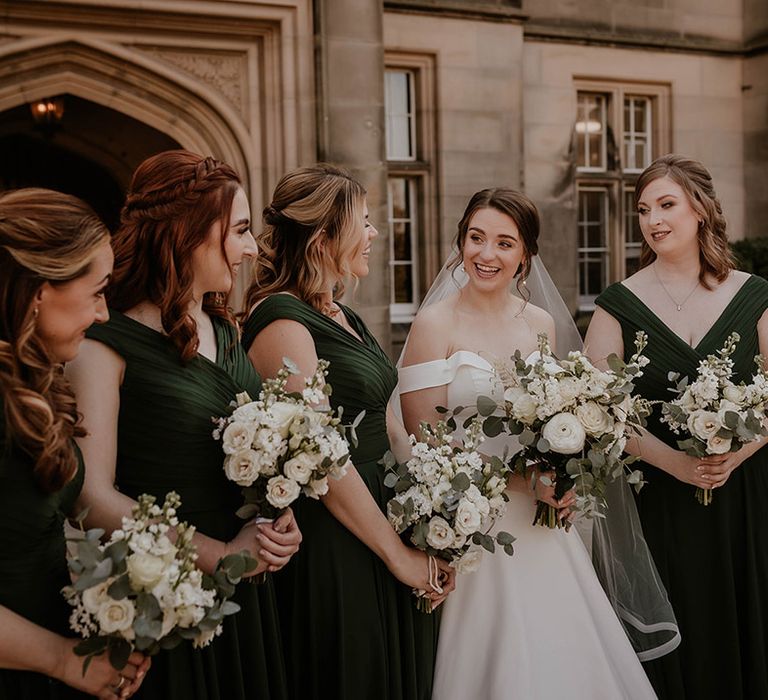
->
[393, 221, 411, 260]
[624, 189, 643, 276]
[385, 70, 415, 160]
[576, 93, 606, 170]
[389, 177, 407, 219]
[623, 96, 652, 171]
[394, 264, 413, 303]
[577, 188, 609, 304]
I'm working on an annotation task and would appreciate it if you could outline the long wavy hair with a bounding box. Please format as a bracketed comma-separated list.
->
[450, 187, 540, 298]
[0, 188, 110, 492]
[244, 164, 366, 313]
[635, 154, 735, 288]
[109, 150, 242, 362]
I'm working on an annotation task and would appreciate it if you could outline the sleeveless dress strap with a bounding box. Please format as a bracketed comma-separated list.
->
[398, 351, 492, 394]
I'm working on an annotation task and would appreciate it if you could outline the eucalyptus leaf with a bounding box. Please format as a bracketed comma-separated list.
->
[476, 395, 498, 417]
[483, 416, 504, 438]
[108, 638, 132, 671]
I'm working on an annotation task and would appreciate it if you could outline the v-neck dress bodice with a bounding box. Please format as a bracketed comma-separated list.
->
[596, 276, 768, 700]
[85, 310, 288, 700]
[242, 294, 438, 700]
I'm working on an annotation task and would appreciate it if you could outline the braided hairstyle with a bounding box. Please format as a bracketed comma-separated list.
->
[244, 163, 366, 314]
[0, 188, 110, 492]
[109, 150, 242, 362]
[635, 154, 735, 288]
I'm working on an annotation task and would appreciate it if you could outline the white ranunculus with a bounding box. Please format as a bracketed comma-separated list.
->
[687, 410, 722, 441]
[82, 581, 110, 615]
[265, 475, 301, 509]
[126, 552, 167, 591]
[96, 598, 135, 635]
[304, 476, 329, 499]
[575, 401, 614, 436]
[723, 384, 747, 404]
[426, 516, 455, 549]
[512, 394, 538, 423]
[283, 452, 316, 485]
[221, 421, 255, 455]
[269, 401, 303, 438]
[453, 549, 483, 574]
[542, 413, 586, 454]
[454, 500, 482, 536]
[706, 434, 732, 454]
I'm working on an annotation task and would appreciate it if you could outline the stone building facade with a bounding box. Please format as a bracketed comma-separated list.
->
[1, 0, 766, 354]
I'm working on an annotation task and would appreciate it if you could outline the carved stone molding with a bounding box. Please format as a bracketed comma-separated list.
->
[137, 46, 249, 117]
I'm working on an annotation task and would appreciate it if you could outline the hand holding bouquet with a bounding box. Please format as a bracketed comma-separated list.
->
[381, 418, 515, 612]
[476, 332, 651, 528]
[214, 358, 362, 520]
[661, 332, 768, 505]
[64, 492, 254, 673]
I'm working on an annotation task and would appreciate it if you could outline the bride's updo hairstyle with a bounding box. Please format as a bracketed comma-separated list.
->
[109, 149, 242, 362]
[634, 154, 734, 289]
[244, 163, 366, 314]
[450, 187, 540, 298]
[0, 189, 109, 491]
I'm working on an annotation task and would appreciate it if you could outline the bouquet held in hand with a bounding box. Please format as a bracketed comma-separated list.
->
[661, 332, 768, 505]
[214, 358, 361, 520]
[64, 492, 254, 673]
[477, 332, 651, 528]
[382, 417, 514, 612]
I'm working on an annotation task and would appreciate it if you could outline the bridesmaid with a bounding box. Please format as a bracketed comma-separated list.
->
[241, 164, 455, 700]
[0, 189, 149, 699]
[66, 151, 301, 700]
[585, 154, 768, 699]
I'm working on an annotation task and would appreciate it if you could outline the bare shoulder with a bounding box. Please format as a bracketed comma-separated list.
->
[520, 299, 554, 328]
[402, 299, 455, 366]
[619, 266, 654, 295]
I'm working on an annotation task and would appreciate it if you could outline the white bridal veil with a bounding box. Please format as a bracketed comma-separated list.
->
[394, 252, 681, 662]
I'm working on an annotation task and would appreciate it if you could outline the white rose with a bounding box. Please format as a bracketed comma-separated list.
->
[96, 598, 135, 635]
[223, 450, 261, 487]
[269, 401, 303, 438]
[575, 401, 614, 436]
[503, 386, 526, 404]
[512, 394, 538, 423]
[304, 476, 329, 499]
[283, 452, 316, 484]
[126, 552, 167, 591]
[687, 410, 721, 441]
[706, 434, 732, 454]
[82, 581, 110, 615]
[453, 549, 483, 574]
[426, 516, 455, 549]
[221, 421, 255, 455]
[265, 475, 301, 509]
[542, 413, 586, 454]
[454, 500, 482, 536]
[723, 385, 747, 404]
[557, 377, 581, 405]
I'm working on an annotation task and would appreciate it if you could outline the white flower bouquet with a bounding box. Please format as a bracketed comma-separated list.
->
[476, 332, 651, 528]
[381, 418, 514, 612]
[214, 358, 361, 521]
[63, 492, 253, 673]
[661, 332, 768, 505]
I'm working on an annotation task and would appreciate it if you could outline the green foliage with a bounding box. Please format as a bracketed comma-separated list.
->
[732, 237, 768, 279]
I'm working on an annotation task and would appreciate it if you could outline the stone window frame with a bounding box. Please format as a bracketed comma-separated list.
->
[385, 51, 438, 325]
[574, 78, 671, 310]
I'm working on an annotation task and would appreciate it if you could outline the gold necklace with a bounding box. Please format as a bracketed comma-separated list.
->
[652, 263, 699, 312]
[321, 301, 342, 318]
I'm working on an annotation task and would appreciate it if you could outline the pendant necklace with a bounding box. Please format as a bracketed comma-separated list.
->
[653, 263, 699, 311]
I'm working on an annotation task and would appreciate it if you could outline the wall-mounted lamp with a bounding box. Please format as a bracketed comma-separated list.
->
[30, 97, 65, 131]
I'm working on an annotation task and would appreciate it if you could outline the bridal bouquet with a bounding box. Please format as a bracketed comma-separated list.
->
[213, 359, 361, 521]
[381, 418, 515, 612]
[63, 492, 254, 672]
[661, 332, 768, 505]
[476, 332, 651, 528]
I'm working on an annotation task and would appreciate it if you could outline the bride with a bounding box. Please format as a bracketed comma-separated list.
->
[397, 188, 678, 699]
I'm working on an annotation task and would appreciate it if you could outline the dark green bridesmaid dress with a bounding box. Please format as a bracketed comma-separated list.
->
[86, 310, 288, 700]
[0, 403, 85, 699]
[596, 274, 768, 700]
[242, 294, 439, 700]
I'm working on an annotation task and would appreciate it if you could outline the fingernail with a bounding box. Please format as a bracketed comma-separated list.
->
[259, 549, 267, 556]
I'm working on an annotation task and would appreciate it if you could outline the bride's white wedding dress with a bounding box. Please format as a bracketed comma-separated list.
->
[398, 351, 657, 700]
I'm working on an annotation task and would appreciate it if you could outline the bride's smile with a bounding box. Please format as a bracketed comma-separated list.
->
[462, 206, 525, 292]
